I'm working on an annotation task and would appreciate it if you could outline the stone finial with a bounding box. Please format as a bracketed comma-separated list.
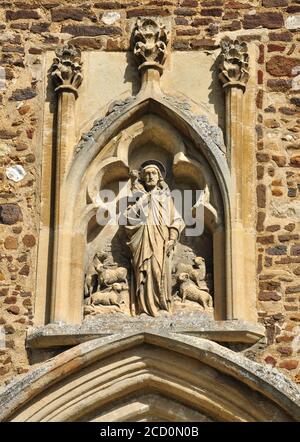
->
[133, 17, 169, 75]
[51, 44, 83, 98]
[219, 38, 249, 92]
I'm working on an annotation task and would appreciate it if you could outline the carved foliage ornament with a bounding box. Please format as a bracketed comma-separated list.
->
[219, 38, 249, 91]
[133, 17, 169, 74]
[51, 44, 83, 97]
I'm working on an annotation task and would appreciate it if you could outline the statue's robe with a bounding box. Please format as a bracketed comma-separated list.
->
[125, 187, 184, 316]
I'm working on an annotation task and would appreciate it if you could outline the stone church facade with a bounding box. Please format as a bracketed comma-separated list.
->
[0, 0, 299, 421]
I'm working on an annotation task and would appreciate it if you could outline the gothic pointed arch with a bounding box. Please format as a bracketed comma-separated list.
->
[0, 332, 299, 422]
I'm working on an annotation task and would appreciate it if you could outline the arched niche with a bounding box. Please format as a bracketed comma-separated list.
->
[39, 94, 233, 325]
[68, 106, 227, 321]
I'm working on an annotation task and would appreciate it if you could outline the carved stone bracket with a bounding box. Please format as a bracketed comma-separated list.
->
[133, 18, 169, 95]
[218, 37, 249, 169]
[133, 17, 169, 75]
[51, 44, 83, 98]
[219, 38, 249, 93]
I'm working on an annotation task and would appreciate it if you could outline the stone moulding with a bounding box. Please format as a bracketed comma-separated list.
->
[162, 95, 226, 154]
[0, 332, 299, 422]
[75, 94, 227, 159]
[75, 96, 136, 153]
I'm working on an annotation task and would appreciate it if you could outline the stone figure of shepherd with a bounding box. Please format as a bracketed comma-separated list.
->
[125, 161, 184, 317]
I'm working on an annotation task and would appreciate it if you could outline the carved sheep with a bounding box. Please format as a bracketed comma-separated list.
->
[176, 257, 208, 291]
[95, 263, 128, 289]
[178, 273, 213, 310]
[91, 283, 124, 308]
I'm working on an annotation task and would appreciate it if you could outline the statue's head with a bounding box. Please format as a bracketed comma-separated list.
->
[178, 272, 190, 283]
[194, 256, 205, 268]
[142, 165, 161, 190]
[140, 160, 166, 191]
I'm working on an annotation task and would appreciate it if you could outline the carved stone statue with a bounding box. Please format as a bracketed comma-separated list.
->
[125, 161, 184, 317]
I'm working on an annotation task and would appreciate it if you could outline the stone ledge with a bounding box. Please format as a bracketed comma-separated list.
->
[26, 312, 265, 348]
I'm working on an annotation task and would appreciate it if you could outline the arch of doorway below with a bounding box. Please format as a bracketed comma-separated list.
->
[0, 331, 299, 422]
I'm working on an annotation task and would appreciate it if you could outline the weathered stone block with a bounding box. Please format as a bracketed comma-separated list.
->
[127, 8, 170, 18]
[0, 129, 20, 139]
[172, 40, 190, 50]
[266, 246, 287, 255]
[243, 12, 284, 30]
[175, 17, 189, 25]
[6, 10, 40, 20]
[257, 235, 274, 245]
[285, 15, 300, 30]
[201, 8, 223, 16]
[22, 235, 36, 248]
[174, 7, 195, 16]
[264, 355, 277, 366]
[4, 296, 17, 304]
[30, 23, 50, 33]
[286, 6, 300, 13]
[257, 184, 266, 208]
[285, 286, 300, 294]
[69, 37, 104, 50]
[266, 225, 281, 232]
[51, 7, 95, 22]
[18, 262, 30, 276]
[262, 0, 288, 6]
[267, 79, 292, 92]
[290, 156, 300, 167]
[277, 347, 293, 356]
[192, 18, 213, 26]
[257, 153, 270, 162]
[291, 245, 300, 256]
[0, 204, 22, 225]
[266, 56, 300, 77]
[259, 291, 281, 301]
[94, 2, 122, 8]
[272, 155, 286, 167]
[225, 1, 250, 8]
[61, 25, 122, 37]
[4, 237, 18, 250]
[269, 31, 292, 41]
[176, 28, 200, 36]
[9, 88, 37, 101]
[190, 38, 217, 49]
[6, 306, 20, 315]
[290, 97, 300, 107]
[279, 360, 299, 370]
[202, 0, 223, 5]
